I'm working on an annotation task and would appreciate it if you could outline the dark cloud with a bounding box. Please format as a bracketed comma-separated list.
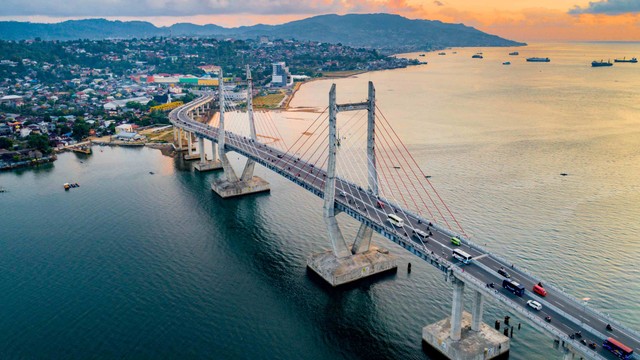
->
[434, 1, 444, 6]
[0, 0, 417, 17]
[569, 0, 640, 15]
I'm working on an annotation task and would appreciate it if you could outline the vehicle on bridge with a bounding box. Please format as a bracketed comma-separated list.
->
[412, 228, 428, 239]
[533, 283, 547, 297]
[526, 300, 542, 311]
[502, 279, 525, 296]
[452, 249, 473, 264]
[603, 337, 634, 359]
[451, 236, 461, 246]
[387, 214, 405, 227]
[497, 267, 511, 278]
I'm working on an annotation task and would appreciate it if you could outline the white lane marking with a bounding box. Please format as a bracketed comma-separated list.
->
[474, 254, 489, 260]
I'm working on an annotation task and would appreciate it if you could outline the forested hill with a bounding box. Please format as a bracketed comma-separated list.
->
[0, 14, 525, 53]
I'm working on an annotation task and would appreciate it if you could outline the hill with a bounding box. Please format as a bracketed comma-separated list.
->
[0, 13, 525, 52]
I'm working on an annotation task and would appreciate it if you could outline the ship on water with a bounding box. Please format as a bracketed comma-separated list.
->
[614, 57, 637, 63]
[472, 54, 483, 59]
[509, 51, 519, 55]
[526, 57, 550, 62]
[592, 60, 613, 67]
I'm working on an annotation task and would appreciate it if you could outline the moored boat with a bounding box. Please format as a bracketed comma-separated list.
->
[526, 57, 550, 62]
[592, 60, 613, 67]
[509, 51, 519, 55]
[614, 57, 637, 63]
[472, 54, 483, 59]
[438, 52, 446, 55]
[502, 61, 511, 65]
[64, 183, 70, 190]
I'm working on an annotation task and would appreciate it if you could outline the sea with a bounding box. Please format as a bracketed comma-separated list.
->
[1, 42, 639, 359]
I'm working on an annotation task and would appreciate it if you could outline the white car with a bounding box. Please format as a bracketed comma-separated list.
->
[527, 300, 542, 311]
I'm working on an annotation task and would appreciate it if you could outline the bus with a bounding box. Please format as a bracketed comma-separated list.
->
[603, 337, 634, 360]
[387, 214, 405, 227]
[452, 249, 473, 264]
[502, 279, 525, 296]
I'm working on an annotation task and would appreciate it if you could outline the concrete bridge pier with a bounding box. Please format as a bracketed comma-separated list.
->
[307, 82, 396, 287]
[175, 128, 186, 152]
[184, 131, 201, 160]
[422, 277, 509, 360]
[194, 137, 222, 172]
[211, 67, 270, 198]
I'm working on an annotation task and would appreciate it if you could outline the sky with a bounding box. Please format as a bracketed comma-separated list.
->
[1, 0, 640, 41]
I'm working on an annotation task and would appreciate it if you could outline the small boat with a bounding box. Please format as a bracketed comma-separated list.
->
[526, 57, 550, 62]
[503, 61, 511, 65]
[560, 173, 568, 176]
[64, 183, 70, 190]
[149, 171, 155, 175]
[452, 51, 457, 54]
[419, 54, 426, 57]
[0, 187, 6, 193]
[438, 52, 446, 55]
[614, 57, 637, 63]
[472, 54, 483, 59]
[393, 166, 401, 169]
[509, 51, 519, 56]
[425, 175, 432, 179]
[592, 60, 613, 67]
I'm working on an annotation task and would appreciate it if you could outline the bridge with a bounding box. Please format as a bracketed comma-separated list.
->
[168, 67, 639, 360]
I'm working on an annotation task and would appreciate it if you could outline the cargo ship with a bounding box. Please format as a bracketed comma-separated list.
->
[526, 57, 550, 62]
[614, 57, 637, 63]
[592, 60, 613, 67]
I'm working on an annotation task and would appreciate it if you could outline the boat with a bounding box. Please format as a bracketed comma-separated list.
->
[526, 57, 550, 62]
[0, 187, 6, 193]
[591, 60, 613, 67]
[614, 57, 637, 63]
[64, 183, 70, 190]
[438, 52, 446, 55]
[509, 51, 519, 56]
[472, 54, 483, 59]
[419, 54, 426, 57]
[503, 61, 511, 65]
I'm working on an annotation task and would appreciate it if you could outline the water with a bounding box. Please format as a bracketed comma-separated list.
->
[1, 42, 639, 359]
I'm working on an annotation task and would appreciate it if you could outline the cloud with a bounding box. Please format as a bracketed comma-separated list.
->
[569, 0, 640, 15]
[433, 1, 444, 6]
[0, 0, 419, 17]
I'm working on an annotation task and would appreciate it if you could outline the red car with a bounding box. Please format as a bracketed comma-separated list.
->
[533, 283, 547, 297]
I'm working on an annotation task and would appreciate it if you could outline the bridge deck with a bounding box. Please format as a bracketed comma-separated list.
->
[170, 94, 639, 360]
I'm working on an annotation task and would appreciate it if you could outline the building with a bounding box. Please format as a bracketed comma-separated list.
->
[271, 62, 293, 87]
[103, 96, 151, 111]
[115, 124, 134, 134]
[114, 132, 142, 141]
[0, 95, 24, 107]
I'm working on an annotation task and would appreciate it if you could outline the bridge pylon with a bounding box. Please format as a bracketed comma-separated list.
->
[210, 67, 270, 197]
[307, 82, 397, 287]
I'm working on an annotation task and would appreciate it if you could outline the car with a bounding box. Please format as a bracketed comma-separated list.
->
[376, 200, 385, 209]
[451, 237, 461, 246]
[533, 283, 547, 297]
[412, 228, 429, 239]
[277, 154, 283, 158]
[339, 191, 346, 197]
[497, 268, 511, 278]
[526, 300, 542, 311]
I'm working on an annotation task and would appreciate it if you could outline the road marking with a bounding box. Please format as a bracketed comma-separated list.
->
[474, 254, 489, 260]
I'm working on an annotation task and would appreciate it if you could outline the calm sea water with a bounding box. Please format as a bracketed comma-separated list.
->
[1, 42, 639, 359]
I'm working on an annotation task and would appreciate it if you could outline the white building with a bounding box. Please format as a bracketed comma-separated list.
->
[115, 124, 134, 134]
[271, 62, 293, 87]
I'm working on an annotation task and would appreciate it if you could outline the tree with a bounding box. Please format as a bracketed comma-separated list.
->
[0, 137, 13, 150]
[26, 133, 51, 154]
[72, 120, 90, 141]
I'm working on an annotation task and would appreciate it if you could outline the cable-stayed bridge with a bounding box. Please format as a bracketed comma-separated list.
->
[168, 68, 639, 360]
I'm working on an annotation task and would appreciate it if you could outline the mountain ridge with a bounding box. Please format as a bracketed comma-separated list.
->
[0, 13, 525, 52]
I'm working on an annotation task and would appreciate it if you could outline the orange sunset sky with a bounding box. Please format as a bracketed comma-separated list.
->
[2, 0, 640, 41]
